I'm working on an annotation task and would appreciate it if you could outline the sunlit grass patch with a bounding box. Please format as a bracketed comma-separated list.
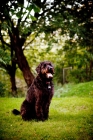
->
[0, 96, 93, 140]
[0, 81, 93, 140]
[55, 81, 93, 97]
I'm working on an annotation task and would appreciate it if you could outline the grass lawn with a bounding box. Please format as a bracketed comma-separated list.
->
[0, 81, 93, 140]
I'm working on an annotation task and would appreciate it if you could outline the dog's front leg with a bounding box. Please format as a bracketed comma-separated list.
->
[35, 98, 44, 121]
[43, 101, 50, 120]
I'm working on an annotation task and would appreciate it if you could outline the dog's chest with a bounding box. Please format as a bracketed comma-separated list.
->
[35, 78, 52, 89]
[46, 81, 52, 89]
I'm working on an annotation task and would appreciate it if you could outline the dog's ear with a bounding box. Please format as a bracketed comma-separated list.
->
[36, 63, 42, 74]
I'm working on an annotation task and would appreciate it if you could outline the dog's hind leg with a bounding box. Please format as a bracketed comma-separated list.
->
[20, 99, 36, 121]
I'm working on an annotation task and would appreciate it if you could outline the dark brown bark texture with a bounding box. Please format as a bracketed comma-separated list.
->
[11, 33, 34, 87]
[10, 74, 17, 96]
[6, 61, 17, 95]
[15, 45, 34, 87]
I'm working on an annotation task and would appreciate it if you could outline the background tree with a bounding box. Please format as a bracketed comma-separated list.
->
[0, 0, 65, 89]
[50, 0, 93, 83]
[66, 0, 93, 82]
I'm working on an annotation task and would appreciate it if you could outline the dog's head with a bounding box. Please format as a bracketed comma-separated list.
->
[36, 61, 54, 80]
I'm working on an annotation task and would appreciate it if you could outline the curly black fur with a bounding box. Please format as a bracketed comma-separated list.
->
[12, 61, 54, 121]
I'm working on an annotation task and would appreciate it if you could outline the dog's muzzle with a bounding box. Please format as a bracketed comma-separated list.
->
[46, 73, 53, 79]
[46, 65, 54, 79]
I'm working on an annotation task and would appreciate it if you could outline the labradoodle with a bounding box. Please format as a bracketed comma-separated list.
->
[12, 61, 54, 121]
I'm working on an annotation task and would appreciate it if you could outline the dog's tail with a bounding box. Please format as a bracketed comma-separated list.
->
[12, 109, 20, 115]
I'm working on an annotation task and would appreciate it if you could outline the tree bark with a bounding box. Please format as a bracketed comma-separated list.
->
[14, 45, 34, 87]
[10, 27, 35, 87]
[10, 73, 17, 96]
[7, 61, 17, 96]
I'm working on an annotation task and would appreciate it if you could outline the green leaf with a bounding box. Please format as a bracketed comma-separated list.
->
[16, 12, 21, 18]
[27, 4, 33, 11]
[33, 4, 40, 13]
[30, 15, 37, 21]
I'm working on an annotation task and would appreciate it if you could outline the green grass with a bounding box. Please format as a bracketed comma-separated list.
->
[55, 81, 93, 97]
[0, 81, 93, 140]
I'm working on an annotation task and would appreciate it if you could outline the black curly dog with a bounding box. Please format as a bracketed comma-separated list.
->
[12, 61, 54, 121]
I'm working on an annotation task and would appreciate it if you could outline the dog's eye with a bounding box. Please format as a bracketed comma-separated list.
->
[44, 64, 46, 67]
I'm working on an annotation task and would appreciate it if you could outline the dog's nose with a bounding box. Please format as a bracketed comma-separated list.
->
[48, 65, 53, 70]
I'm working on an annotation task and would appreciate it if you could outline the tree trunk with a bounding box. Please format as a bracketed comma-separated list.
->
[7, 61, 17, 96]
[10, 28, 34, 87]
[10, 73, 17, 97]
[14, 45, 34, 87]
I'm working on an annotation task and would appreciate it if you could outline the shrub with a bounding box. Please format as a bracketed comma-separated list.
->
[67, 68, 93, 83]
